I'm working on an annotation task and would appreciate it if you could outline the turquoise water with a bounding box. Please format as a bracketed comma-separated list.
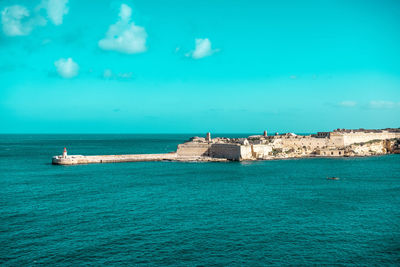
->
[1, 134, 400, 265]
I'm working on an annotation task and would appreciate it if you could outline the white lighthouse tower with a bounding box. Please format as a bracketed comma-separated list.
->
[62, 147, 67, 158]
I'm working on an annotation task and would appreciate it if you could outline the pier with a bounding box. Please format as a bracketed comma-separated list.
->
[52, 148, 227, 165]
[52, 153, 178, 165]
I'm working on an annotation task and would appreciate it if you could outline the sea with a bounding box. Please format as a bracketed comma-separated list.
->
[1, 134, 400, 265]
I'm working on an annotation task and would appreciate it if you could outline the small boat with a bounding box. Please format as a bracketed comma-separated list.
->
[327, 177, 340, 180]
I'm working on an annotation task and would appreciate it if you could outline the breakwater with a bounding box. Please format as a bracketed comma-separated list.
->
[52, 153, 227, 165]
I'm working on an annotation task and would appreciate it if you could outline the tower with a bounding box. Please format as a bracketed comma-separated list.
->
[263, 130, 267, 137]
[63, 147, 67, 158]
[206, 132, 211, 142]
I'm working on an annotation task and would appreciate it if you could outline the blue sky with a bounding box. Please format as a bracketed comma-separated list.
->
[0, 0, 399, 133]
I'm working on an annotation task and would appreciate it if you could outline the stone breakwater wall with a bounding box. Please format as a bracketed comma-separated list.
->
[52, 153, 179, 165]
[52, 152, 229, 165]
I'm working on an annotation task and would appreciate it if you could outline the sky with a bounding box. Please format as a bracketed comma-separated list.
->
[0, 0, 399, 133]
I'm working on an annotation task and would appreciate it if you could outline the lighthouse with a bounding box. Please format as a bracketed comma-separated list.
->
[62, 147, 67, 158]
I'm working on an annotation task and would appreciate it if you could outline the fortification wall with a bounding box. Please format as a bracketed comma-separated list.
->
[240, 145, 253, 160]
[342, 132, 400, 146]
[327, 133, 345, 148]
[210, 144, 241, 160]
[281, 137, 327, 149]
[176, 143, 210, 157]
[251, 145, 273, 159]
[177, 142, 273, 161]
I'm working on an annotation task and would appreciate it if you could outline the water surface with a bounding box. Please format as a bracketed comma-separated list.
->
[1, 134, 399, 265]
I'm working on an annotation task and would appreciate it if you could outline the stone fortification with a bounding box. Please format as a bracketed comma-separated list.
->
[52, 128, 400, 165]
[210, 143, 241, 160]
[175, 128, 400, 161]
[176, 142, 210, 157]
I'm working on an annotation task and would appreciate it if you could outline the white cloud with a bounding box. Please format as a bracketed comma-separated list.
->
[98, 4, 147, 54]
[187, 38, 218, 59]
[40, 0, 69, 25]
[339, 101, 357, 107]
[1, 0, 67, 37]
[54, 58, 78, 78]
[1, 5, 35, 36]
[369, 100, 399, 109]
[119, 3, 131, 21]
